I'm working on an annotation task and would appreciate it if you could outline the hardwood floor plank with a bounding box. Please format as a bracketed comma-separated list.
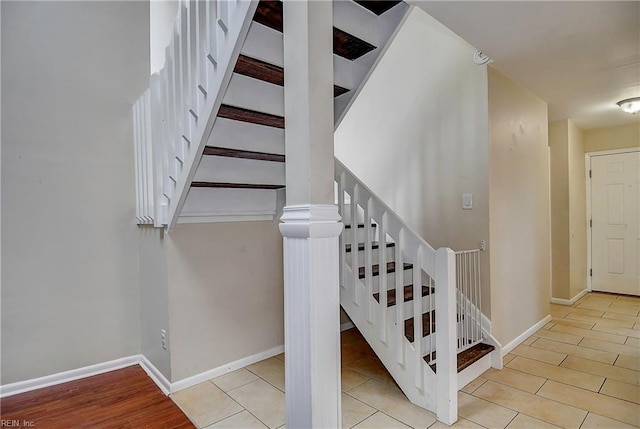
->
[0, 366, 194, 429]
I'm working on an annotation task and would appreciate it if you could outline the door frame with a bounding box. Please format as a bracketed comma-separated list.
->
[585, 147, 640, 292]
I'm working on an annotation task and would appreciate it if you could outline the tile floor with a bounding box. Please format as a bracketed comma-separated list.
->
[171, 292, 639, 428]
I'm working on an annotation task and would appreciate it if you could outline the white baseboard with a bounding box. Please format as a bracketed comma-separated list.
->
[170, 345, 284, 393]
[501, 314, 552, 356]
[341, 321, 355, 332]
[551, 289, 588, 306]
[0, 355, 140, 398]
[139, 356, 171, 395]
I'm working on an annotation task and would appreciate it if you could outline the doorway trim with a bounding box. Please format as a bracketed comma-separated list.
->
[585, 147, 640, 292]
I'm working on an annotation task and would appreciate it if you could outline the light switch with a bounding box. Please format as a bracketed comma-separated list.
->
[462, 194, 473, 210]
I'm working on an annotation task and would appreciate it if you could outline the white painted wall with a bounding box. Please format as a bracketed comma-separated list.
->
[488, 67, 550, 346]
[584, 123, 640, 153]
[567, 120, 587, 299]
[150, 0, 179, 74]
[335, 6, 491, 312]
[1, 1, 148, 384]
[166, 222, 284, 382]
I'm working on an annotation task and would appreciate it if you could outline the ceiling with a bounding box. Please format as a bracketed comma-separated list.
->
[408, 1, 640, 130]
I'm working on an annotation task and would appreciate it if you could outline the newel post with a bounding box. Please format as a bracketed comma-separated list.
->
[435, 247, 458, 425]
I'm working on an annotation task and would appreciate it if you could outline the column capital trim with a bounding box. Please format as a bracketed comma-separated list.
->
[279, 204, 343, 239]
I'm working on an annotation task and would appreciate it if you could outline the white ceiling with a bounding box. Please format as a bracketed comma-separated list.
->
[408, 1, 640, 130]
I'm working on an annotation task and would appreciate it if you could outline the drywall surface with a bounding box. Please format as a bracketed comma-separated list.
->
[548, 119, 587, 301]
[584, 123, 639, 153]
[1, 1, 148, 383]
[567, 120, 587, 299]
[166, 222, 284, 382]
[139, 227, 171, 380]
[150, 0, 179, 75]
[549, 120, 571, 299]
[335, 7, 491, 313]
[488, 67, 550, 347]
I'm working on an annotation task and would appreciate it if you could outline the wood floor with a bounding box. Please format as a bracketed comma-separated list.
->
[0, 365, 194, 429]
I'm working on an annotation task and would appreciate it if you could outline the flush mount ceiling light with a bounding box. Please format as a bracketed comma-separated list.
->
[617, 97, 640, 115]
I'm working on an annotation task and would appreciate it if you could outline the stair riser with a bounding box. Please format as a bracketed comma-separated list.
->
[354, 269, 414, 292]
[344, 246, 396, 266]
[207, 118, 284, 155]
[223, 73, 284, 117]
[194, 155, 284, 186]
[333, 0, 379, 47]
[181, 187, 278, 219]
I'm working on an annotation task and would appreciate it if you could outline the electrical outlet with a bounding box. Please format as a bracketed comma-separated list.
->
[161, 329, 167, 350]
[462, 193, 473, 210]
[480, 240, 486, 251]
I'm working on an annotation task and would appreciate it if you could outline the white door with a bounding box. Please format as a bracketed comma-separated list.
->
[591, 151, 640, 296]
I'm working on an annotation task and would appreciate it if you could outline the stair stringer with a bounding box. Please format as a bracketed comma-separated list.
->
[340, 266, 438, 414]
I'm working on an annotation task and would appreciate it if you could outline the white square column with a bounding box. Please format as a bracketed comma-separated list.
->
[280, 1, 342, 427]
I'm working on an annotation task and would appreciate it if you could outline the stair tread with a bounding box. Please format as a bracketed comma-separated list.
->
[345, 242, 395, 252]
[428, 343, 495, 373]
[234, 55, 349, 97]
[203, 146, 285, 162]
[218, 105, 284, 129]
[358, 262, 412, 279]
[191, 182, 284, 190]
[373, 285, 434, 307]
[353, 1, 402, 15]
[253, 0, 376, 60]
[404, 311, 436, 342]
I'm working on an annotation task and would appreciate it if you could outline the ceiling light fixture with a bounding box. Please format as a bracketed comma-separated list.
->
[616, 97, 640, 115]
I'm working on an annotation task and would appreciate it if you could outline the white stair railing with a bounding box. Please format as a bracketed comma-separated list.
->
[133, 0, 258, 228]
[335, 160, 458, 425]
[455, 250, 484, 352]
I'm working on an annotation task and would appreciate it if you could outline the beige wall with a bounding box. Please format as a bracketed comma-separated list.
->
[567, 121, 587, 299]
[548, 119, 588, 301]
[166, 222, 284, 382]
[335, 7, 491, 313]
[584, 123, 640, 153]
[1, 1, 148, 384]
[488, 67, 551, 347]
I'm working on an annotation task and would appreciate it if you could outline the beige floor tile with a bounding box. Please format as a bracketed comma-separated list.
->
[212, 369, 259, 393]
[227, 379, 285, 429]
[507, 356, 605, 392]
[205, 410, 268, 429]
[274, 353, 285, 362]
[171, 382, 243, 428]
[345, 356, 396, 387]
[481, 367, 546, 394]
[529, 338, 617, 364]
[532, 328, 582, 345]
[602, 312, 640, 324]
[560, 355, 640, 386]
[429, 417, 485, 428]
[579, 338, 640, 357]
[348, 380, 437, 428]
[510, 344, 567, 365]
[615, 295, 640, 303]
[342, 343, 368, 365]
[505, 413, 561, 429]
[626, 336, 640, 347]
[246, 357, 285, 392]
[473, 381, 587, 428]
[593, 323, 640, 339]
[568, 307, 605, 318]
[542, 322, 555, 330]
[457, 391, 517, 429]
[550, 305, 572, 318]
[550, 324, 628, 344]
[342, 328, 366, 345]
[352, 412, 411, 429]
[502, 354, 516, 365]
[599, 379, 640, 405]
[522, 336, 537, 345]
[537, 380, 640, 427]
[342, 392, 376, 428]
[607, 302, 640, 316]
[566, 312, 635, 329]
[342, 367, 370, 392]
[635, 322, 640, 330]
[576, 301, 612, 312]
[615, 353, 640, 371]
[460, 377, 486, 394]
[551, 318, 595, 329]
[580, 412, 637, 429]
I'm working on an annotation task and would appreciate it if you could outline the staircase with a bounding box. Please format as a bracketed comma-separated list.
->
[133, 0, 500, 424]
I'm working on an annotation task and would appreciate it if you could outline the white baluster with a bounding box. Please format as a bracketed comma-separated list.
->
[436, 247, 457, 425]
[413, 245, 423, 390]
[364, 198, 373, 322]
[379, 212, 387, 343]
[395, 228, 405, 365]
[350, 185, 359, 305]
